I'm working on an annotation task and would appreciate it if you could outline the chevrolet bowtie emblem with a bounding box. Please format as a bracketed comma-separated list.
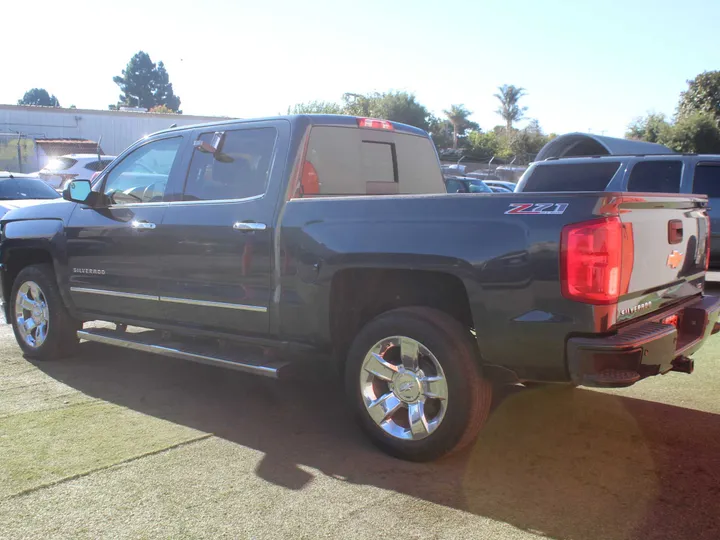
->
[667, 250, 683, 269]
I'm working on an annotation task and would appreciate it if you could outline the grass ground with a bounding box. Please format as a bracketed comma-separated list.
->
[1, 312, 720, 539]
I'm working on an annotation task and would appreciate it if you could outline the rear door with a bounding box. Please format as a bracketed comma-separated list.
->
[691, 162, 720, 267]
[155, 120, 290, 336]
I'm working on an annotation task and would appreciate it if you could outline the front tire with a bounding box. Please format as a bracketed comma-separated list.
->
[10, 264, 81, 360]
[345, 307, 492, 462]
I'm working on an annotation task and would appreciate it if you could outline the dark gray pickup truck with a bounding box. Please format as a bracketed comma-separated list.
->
[1, 115, 719, 461]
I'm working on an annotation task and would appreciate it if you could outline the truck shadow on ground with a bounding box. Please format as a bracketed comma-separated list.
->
[37, 343, 720, 540]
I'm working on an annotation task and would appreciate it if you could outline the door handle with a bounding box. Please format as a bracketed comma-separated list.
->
[233, 222, 267, 231]
[132, 220, 156, 230]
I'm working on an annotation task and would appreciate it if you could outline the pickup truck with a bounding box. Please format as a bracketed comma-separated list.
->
[1, 115, 719, 462]
[515, 154, 720, 266]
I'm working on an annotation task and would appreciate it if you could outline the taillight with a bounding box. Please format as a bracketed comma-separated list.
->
[300, 160, 319, 196]
[561, 217, 631, 305]
[90, 171, 100, 183]
[357, 117, 394, 130]
[705, 217, 711, 271]
[59, 173, 78, 182]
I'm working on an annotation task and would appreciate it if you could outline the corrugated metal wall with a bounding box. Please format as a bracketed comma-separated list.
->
[0, 105, 229, 171]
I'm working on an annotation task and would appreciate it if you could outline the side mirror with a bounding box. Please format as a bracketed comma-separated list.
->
[63, 180, 93, 204]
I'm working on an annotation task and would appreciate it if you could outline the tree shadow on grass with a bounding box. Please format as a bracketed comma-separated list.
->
[37, 343, 720, 540]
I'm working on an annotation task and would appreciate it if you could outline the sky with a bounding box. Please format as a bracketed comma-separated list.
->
[2, 0, 719, 137]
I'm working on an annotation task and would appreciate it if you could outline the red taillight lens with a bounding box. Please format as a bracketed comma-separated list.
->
[561, 217, 629, 305]
[300, 160, 319, 196]
[357, 117, 394, 130]
[59, 173, 78, 182]
[705, 217, 711, 271]
[90, 171, 100, 183]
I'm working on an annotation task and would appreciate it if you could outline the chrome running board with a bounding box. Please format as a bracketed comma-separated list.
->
[78, 328, 288, 378]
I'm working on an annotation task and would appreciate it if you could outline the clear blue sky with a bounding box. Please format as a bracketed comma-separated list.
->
[3, 0, 718, 137]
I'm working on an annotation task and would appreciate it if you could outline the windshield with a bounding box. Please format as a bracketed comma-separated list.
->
[0, 178, 62, 200]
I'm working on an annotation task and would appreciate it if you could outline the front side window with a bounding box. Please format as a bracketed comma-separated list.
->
[627, 161, 682, 193]
[183, 128, 277, 201]
[102, 137, 182, 205]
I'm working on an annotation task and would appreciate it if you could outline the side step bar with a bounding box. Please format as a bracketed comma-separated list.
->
[78, 328, 289, 378]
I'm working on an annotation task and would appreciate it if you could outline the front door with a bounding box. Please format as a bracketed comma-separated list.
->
[157, 121, 287, 336]
[65, 135, 186, 321]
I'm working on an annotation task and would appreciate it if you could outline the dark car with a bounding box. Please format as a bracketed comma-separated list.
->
[1, 115, 717, 462]
[0, 173, 61, 217]
[515, 154, 720, 266]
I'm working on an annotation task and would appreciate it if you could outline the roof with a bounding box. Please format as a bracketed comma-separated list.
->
[34, 138, 104, 156]
[152, 114, 429, 139]
[0, 103, 229, 121]
[535, 132, 675, 161]
[56, 154, 115, 159]
[0, 172, 37, 179]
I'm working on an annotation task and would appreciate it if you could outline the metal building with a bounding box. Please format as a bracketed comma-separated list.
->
[0, 104, 229, 172]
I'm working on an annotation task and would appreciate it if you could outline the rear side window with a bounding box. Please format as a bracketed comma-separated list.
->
[627, 161, 682, 193]
[43, 157, 77, 171]
[299, 126, 443, 196]
[84, 160, 113, 172]
[183, 128, 277, 201]
[692, 163, 720, 197]
[522, 162, 620, 192]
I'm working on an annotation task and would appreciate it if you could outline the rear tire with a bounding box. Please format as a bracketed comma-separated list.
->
[345, 307, 492, 462]
[10, 264, 81, 360]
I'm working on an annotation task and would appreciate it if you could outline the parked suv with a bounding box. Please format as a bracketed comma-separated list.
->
[515, 154, 720, 266]
[38, 154, 116, 190]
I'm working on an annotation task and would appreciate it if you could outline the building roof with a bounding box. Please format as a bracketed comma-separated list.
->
[535, 132, 675, 161]
[0, 103, 229, 121]
[34, 138, 104, 155]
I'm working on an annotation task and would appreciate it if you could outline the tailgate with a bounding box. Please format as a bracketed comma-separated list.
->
[616, 194, 710, 324]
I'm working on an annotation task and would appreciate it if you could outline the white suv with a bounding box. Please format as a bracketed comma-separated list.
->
[38, 154, 116, 189]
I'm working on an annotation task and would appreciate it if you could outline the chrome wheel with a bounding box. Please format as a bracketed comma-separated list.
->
[15, 281, 50, 348]
[359, 336, 449, 441]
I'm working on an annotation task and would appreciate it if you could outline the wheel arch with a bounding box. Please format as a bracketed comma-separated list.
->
[328, 267, 477, 363]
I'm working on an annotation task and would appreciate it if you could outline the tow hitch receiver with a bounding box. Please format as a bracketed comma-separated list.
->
[670, 355, 694, 374]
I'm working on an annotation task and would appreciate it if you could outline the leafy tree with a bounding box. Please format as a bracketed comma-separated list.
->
[18, 88, 59, 107]
[153, 61, 181, 112]
[664, 113, 720, 153]
[288, 100, 344, 114]
[342, 91, 431, 129]
[677, 71, 720, 127]
[494, 84, 527, 131]
[369, 92, 430, 130]
[113, 51, 181, 112]
[626, 113, 672, 143]
[443, 104, 473, 149]
[428, 116, 455, 149]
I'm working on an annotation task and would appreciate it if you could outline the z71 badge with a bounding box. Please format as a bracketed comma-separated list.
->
[505, 203, 569, 215]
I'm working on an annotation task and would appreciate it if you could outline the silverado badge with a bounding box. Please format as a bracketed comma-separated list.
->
[666, 250, 683, 269]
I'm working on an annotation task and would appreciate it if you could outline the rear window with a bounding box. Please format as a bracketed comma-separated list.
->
[521, 162, 620, 192]
[692, 163, 720, 198]
[43, 157, 77, 171]
[0, 178, 61, 200]
[298, 126, 443, 196]
[627, 161, 682, 193]
[84, 160, 113, 172]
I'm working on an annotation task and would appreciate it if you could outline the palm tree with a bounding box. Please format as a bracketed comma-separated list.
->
[494, 85, 527, 131]
[443, 104, 472, 149]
